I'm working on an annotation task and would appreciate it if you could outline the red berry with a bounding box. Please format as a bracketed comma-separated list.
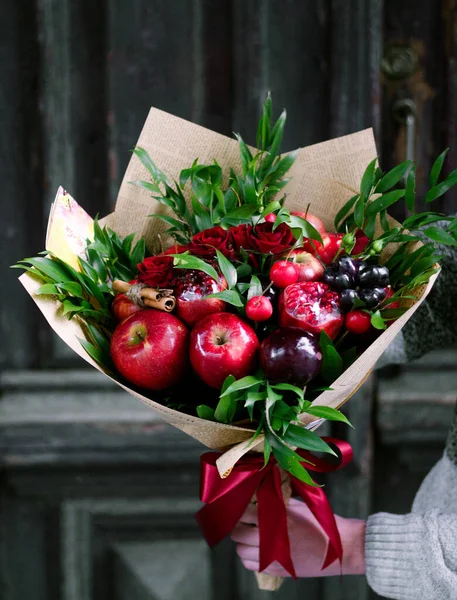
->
[264, 213, 276, 223]
[270, 261, 299, 288]
[345, 310, 372, 334]
[246, 296, 273, 321]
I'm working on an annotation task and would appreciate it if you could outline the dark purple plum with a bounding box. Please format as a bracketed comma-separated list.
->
[260, 327, 323, 387]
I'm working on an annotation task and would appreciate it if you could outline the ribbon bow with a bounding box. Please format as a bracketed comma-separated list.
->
[196, 437, 352, 578]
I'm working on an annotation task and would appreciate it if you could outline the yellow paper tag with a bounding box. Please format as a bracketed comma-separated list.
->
[45, 187, 94, 270]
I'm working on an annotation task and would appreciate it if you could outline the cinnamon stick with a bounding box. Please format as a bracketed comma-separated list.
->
[112, 280, 176, 313]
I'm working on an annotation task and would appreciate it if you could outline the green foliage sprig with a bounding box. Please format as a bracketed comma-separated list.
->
[130, 94, 303, 243]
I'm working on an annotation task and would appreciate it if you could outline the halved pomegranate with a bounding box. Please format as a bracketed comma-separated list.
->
[279, 281, 344, 340]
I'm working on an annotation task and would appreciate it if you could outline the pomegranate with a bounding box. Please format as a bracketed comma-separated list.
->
[279, 281, 344, 340]
[174, 270, 227, 327]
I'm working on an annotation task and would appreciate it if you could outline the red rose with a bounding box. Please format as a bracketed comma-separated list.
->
[248, 222, 295, 255]
[188, 226, 235, 260]
[231, 224, 254, 253]
[137, 255, 174, 287]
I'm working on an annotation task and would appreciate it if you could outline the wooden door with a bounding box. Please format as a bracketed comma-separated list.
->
[1, 2, 456, 599]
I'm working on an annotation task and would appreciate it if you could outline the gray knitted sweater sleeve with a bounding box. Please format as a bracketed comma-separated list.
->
[366, 241, 457, 599]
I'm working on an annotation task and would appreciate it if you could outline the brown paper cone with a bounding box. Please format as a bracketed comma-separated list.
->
[17, 108, 441, 590]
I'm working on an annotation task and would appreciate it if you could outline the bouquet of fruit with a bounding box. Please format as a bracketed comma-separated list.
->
[15, 96, 457, 588]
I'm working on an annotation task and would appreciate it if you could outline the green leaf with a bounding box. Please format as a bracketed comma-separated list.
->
[235, 133, 253, 176]
[282, 424, 337, 455]
[262, 110, 286, 175]
[214, 393, 237, 424]
[220, 375, 263, 397]
[36, 283, 60, 295]
[77, 337, 109, 368]
[375, 161, 412, 193]
[288, 214, 323, 245]
[303, 406, 352, 427]
[247, 275, 263, 300]
[236, 263, 252, 279]
[366, 190, 405, 217]
[405, 164, 416, 212]
[429, 148, 449, 187]
[271, 383, 304, 398]
[425, 169, 457, 203]
[423, 226, 457, 246]
[222, 204, 259, 226]
[360, 157, 378, 200]
[129, 179, 161, 195]
[196, 405, 216, 421]
[59, 281, 85, 298]
[319, 331, 343, 383]
[263, 435, 272, 467]
[270, 439, 317, 486]
[410, 254, 442, 277]
[380, 210, 390, 233]
[20, 256, 72, 284]
[131, 237, 146, 268]
[334, 195, 358, 230]
[353, 197, 365, 229]
[86, 322, 111, 357]
[205, 290, 244, 307]
[215, 249, 237, 288]
[371, 310, 387, 330]
[265, 151, 297, 185]
[364, 214, 377, 240]
[132, 147, 170, 186]
[171, 254, 219, 282]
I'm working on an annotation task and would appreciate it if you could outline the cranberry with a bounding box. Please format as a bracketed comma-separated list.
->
[345, 310, 372, 335]
[270, 261, 299, 288]
[246, 296, 273, 322]
[279, 281, 344, 340]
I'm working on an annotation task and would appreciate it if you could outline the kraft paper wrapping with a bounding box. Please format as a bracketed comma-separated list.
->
[19, 107, 438, 467]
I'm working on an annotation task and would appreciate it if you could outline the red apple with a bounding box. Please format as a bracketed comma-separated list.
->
[316, 233, 344, 265]
[291, 211, 326, 235]
[111, 294, 142, 322]
[174, 269, 227, 327]
[190, 313, 259, 389]
[286, 249, 324, 282]
[110, 310, 189, 390]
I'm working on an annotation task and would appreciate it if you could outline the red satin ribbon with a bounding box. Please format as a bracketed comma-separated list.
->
[196, 437, 353, 578]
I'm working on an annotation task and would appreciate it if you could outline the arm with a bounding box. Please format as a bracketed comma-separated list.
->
[232, 499, 457, 599]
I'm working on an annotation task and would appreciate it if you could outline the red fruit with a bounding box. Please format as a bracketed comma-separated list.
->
[111, 294, 142, 322]
[246, 296, 273, 322]
[190, 313, 259, 389]
[291, 211, 326, 235]
[110, 310, 189, 390]
[174, 270, 227, 327]
[345, 310, 372, 335]
[264, 213, 277, 223]
[161, 244, 189, 255]
[286, 249, 324, 282]
[316, 233, 344, 265]
[270, 261, 299, 288]
[279, 281, 344, 340]
[352, 230, 370, 255]
[260, 328, 323, 386]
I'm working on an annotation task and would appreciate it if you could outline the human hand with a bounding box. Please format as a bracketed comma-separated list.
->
[231, 498, 366, 578]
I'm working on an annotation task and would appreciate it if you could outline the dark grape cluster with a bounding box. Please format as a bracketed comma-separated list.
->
[323, 257, 390, 311]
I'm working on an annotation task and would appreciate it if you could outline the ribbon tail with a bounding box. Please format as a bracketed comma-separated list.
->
[196, 471, 262, 548]
[257, 467, 296, 578]
[293, 480, 343, 570]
